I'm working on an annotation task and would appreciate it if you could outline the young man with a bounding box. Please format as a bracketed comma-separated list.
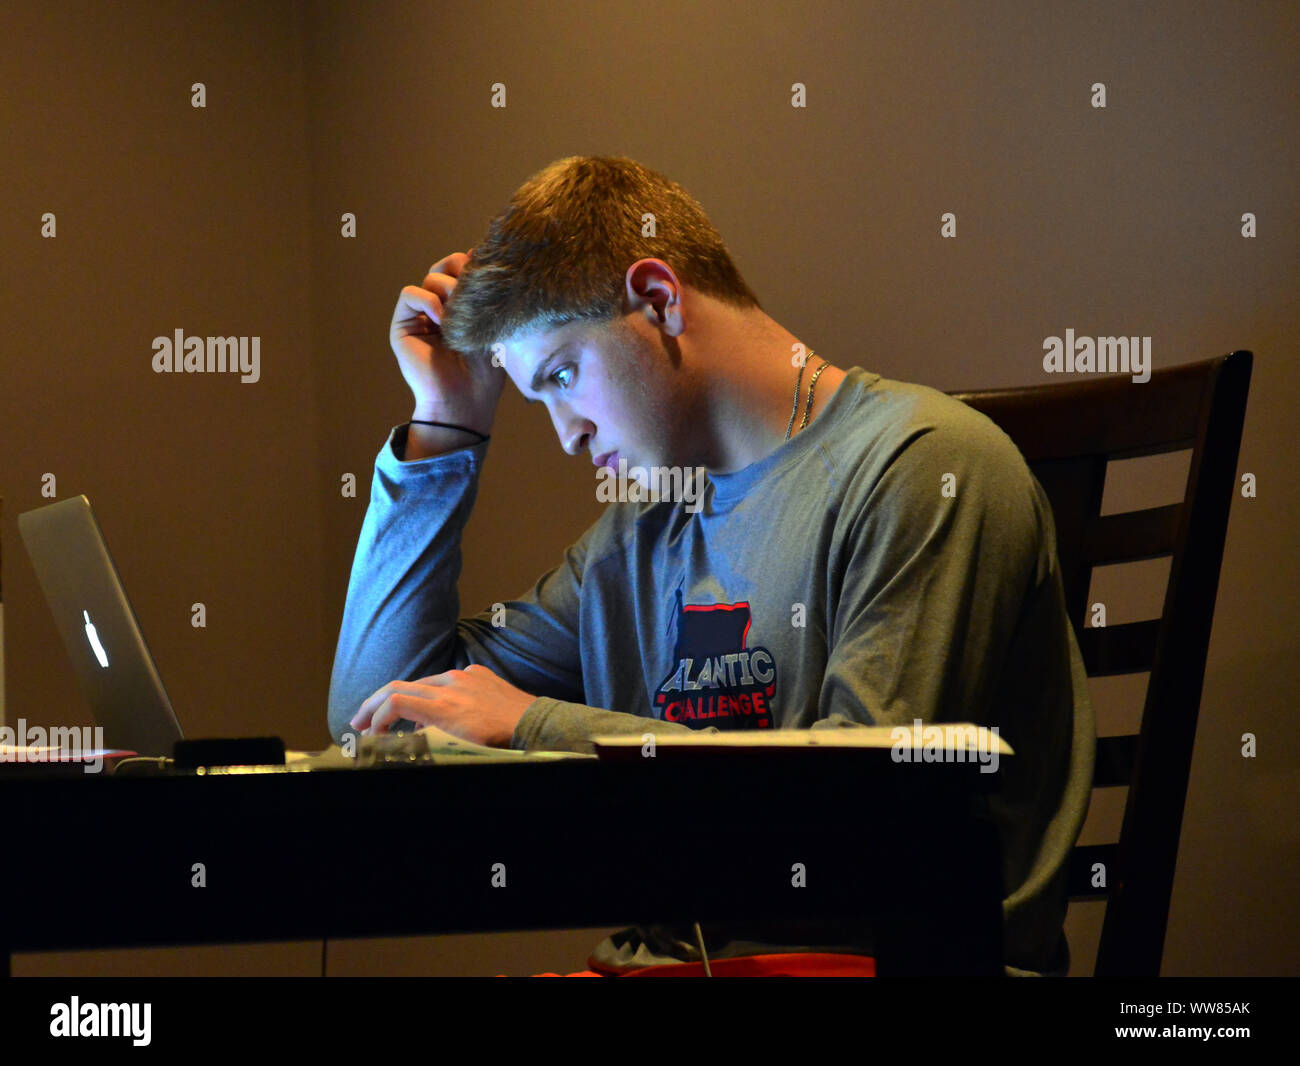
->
[328, 156, 1095, 977]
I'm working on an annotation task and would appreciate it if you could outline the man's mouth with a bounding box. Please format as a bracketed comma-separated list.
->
[593, 451, 619, 470]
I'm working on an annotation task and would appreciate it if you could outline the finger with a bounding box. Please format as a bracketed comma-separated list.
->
[397, 284, 445, 325]
[367, 693, 428, 735]
[428, 251, 471, 279]
[417, 274, 455, 317]
[362, 696, 397, 735]
[349, 701, 374, 733]
[351, 679, 423, 731]
[350, 682, 390, 730]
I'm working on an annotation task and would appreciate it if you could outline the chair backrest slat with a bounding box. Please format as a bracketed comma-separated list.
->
[1087, 503, 1183, 566]
[951, 362, 1206, 459]
[1078, 619, 1161, 676]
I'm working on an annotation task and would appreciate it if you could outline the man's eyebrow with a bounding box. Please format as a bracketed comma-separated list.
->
[525, 344, 572, 403]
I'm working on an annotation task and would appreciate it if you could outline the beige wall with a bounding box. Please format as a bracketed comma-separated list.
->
[2, 0, 1295, 976]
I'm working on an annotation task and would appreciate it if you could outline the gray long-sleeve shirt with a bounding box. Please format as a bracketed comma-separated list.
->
[328, 366, 1095, 976]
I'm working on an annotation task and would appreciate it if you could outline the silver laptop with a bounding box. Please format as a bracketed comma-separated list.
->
[18, 495, 184, 756]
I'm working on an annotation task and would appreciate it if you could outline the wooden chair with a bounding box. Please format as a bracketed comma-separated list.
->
[949, 350, 1253, 976]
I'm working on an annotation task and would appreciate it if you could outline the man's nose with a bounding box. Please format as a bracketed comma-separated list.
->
[552, 408, 593, 456]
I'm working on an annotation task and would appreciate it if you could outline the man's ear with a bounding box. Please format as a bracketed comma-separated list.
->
[625, 259, 681, 322]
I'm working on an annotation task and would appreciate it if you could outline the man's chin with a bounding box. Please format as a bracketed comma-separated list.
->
[609, 456, 651, 490]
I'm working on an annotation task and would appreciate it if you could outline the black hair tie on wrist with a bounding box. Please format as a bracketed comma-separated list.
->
[408, 419, 490, 443]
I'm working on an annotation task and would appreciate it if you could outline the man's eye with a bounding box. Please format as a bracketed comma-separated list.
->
[551, 364, 576, 389]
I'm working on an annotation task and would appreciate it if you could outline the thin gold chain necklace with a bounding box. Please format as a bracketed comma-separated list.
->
[785, 351, 830, 442]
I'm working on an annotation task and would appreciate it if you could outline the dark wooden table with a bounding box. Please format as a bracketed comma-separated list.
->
[0, 751, 1005, 975]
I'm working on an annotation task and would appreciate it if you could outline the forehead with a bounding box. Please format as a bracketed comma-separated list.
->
[498, 321, 583, 371]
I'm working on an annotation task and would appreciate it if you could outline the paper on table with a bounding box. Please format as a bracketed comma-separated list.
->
[591, 724, 1013, 755]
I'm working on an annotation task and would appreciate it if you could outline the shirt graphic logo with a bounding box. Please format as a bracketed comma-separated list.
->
[654, 597, 777, 729]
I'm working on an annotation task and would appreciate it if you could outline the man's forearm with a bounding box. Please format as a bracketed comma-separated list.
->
[327, 421, 488, 741]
